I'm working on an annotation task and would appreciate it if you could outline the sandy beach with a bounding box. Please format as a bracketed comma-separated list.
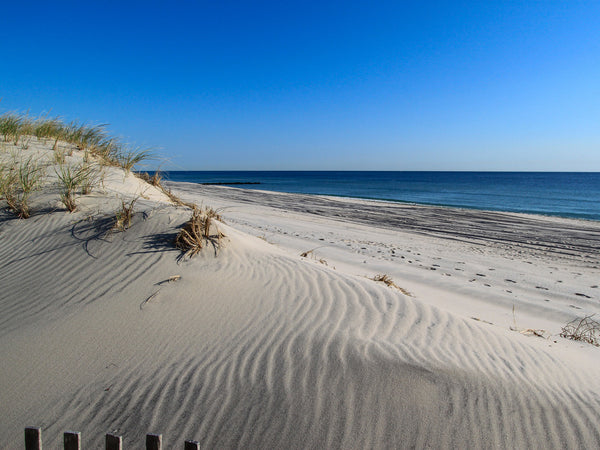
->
[1, 142, 600, 448]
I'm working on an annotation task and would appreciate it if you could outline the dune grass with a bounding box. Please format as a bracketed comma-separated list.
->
[175, 207, 224, 258]
[55, 162, 98, 212]
[0, 111, 152, 171]
[117, 146, 153, 172]
[0, 157, 45, 218]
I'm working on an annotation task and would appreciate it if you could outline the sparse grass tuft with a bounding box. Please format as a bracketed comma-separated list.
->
[136, 170, 164, 187]
[80, 163, 100, 195]
[175, 208, 224, 258]
[371, 274, 413, 296]
[117, 146, 152, 172]
[55, 162, 97, 212]
[0, 163, 16, 202]
[560, 315, 600, 346]
[113, 197, 138, 231]
[0, 113, 26, 143]
[0, 157, 44, 218]
[300, 247, 328, 265]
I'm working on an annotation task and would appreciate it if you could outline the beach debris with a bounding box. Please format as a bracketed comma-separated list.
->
[157, 275, 181, 285]
[300, 248, 329, 266]
[510, 305, 547, 338]
[518, 328, 546, 338]
[471, 317, 494, 325]
[140, 290, 160, 310]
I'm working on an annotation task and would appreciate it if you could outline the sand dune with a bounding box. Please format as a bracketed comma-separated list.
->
[2, 147, 600, 448]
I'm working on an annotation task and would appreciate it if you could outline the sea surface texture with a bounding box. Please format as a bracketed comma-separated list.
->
[158, 171, 600, 221]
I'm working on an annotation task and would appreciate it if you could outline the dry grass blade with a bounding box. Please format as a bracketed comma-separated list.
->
[371, 274, 413, 297]
[560, 315, 600, 346]
[140, 290, 160, 310]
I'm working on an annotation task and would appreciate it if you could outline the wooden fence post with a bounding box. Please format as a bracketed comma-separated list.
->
[146, 433, 162, 450]
[63, 431, 81, 450]
[24, 427, 42, 450]
[105, 433, 123, 450]
[184, 440, 200, 449]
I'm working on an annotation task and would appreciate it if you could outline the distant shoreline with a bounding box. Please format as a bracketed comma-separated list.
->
[166, 181, 600, 263]
[154, 171, 600, 222]
[200, 181, 261, 185]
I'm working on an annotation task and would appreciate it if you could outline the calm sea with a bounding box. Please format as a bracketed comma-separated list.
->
[158, 171, 600, 221]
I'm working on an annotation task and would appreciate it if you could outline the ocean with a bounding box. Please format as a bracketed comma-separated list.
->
[157, 171, 600, 221]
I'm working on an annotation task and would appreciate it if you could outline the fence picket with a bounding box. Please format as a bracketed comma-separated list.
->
[24, 427, 42, 450]
[63, 431, 80, 450]
[105, 433, 123, 450]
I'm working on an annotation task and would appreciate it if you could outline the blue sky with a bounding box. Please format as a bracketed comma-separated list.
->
[1, 1, 599, 170]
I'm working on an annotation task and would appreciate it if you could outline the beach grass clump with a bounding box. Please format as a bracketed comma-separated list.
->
[0, 112, 28, 144]
[55, 162, 97, 212]
[560, 315, 600, 346]
[113, 197, 138, 231]
[175, 207, 224, 258]
[33, 116, 65, 140]
[0, 157, 44, 218]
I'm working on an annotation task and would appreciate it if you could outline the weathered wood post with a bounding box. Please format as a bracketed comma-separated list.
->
[184, 440, 200, 450]
[146, 433, 162, 450]
[63, 431, 81, 450]
[105, 433, 123, 450]
[24, 427, 42, 450]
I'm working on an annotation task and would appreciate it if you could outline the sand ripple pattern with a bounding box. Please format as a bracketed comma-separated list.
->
[14, 238, 600, 449]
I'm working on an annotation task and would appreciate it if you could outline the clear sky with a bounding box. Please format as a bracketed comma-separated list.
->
[1, 1, 599, 171]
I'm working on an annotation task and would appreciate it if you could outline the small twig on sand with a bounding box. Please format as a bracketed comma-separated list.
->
[156, 275, 181, 285]
[140, 290, 160, 309]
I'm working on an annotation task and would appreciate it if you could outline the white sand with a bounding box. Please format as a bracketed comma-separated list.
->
[1, 142, 600, 448]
